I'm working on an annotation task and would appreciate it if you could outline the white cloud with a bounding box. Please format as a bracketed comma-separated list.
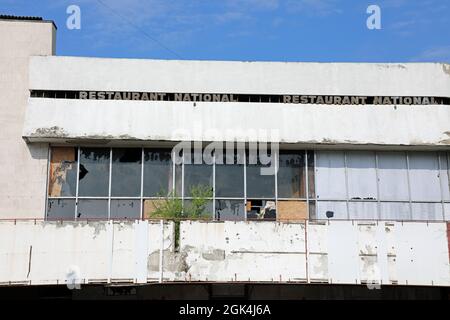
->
[412, 46, 450, 62]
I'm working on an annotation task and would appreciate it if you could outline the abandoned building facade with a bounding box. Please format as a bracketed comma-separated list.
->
[0, 16, 449, 298]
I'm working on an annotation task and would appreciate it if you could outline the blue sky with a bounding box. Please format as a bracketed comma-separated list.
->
[1, 0, 450, 62]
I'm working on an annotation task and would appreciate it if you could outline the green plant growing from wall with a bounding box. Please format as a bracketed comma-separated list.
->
[149, 185, 213, 249]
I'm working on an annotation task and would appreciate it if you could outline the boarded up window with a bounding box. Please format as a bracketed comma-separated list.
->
[143, 199, 167, 219]
[48, 147, 77, 197]
[277, 152, 305, 198]
[143, 149, 173, 197]
[111, 148, 141, 197]
[78, 148, 110, 197]
[277, 200, 308, 221]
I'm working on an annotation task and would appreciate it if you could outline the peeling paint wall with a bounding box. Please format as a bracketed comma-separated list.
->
[0, 220, 448, 287]
[23, 98, 450, 147]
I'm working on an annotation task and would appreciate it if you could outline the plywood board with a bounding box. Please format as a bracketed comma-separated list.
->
[277, 200, 308, 221]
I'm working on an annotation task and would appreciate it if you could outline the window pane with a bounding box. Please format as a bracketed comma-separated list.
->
[48, 147, 77, 197]
[307, 151, 315, 199]
[409, 152, 441, 201]
[347, 151, 377, 200]
[215, 200, 245, 221]
[78, 148, 110, 197]
[110, 199, 141, 219]
[379, 202, 411, 220]
[246, 151, 275, 198]
[315, 151, 346, 200]
[183, 200, 213, 219]
[316, 201, 347, 219]
[439, 152, 450, 201]
[77, 199, 108, 219]
[143, 149, 173, 197]
[215, 151, 244, 198]
[184, 151, 213, 197]
[277, 151, 305, 198]
[47, 199, 75, 220]
[378, 152, 409, 201]
[111, 148, 141, 197]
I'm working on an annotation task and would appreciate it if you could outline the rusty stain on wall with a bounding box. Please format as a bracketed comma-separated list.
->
[443, 64, 450, 76]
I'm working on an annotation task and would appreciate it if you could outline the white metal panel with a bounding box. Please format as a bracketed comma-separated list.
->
[226, 253, 307, 282]
[395, 222, 450, 286]
[315, 151, 346, 200]
[346, 151, 377, 200]
[409, 152, 441, 202]
[316, 201, 348, 220]
[327, 221, 360, 284]
[348, 202, 378, 220]
[379, 202, 411, 221]
[411, 203, 444, 221]
[445, 203, 450, 221]
[307, 222, 329, 281]
[377, 152, 409, 201]
[134, 220, 149, 284]
[223, 221, 305, 253]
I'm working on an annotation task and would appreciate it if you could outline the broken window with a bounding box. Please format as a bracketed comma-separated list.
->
[47, 199, 75, 220]
[77, 199, 108, 219]
[246, 151, 275, 198]
[111, 148, 141, 197]
[143, 149, 173, 197]
[110, 199, 141, 219]
[78, 148, 110, 197]
[215, 150, 244, 198]
[48, 147, 77, 197]
[215, 200, 245, 221]
[277, 151, 305, 198]
[246, 200, 276, 220]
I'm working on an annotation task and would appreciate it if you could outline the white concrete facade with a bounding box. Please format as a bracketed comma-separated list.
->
[0, 19, 55, 219]
[23, 57, 450, 147]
